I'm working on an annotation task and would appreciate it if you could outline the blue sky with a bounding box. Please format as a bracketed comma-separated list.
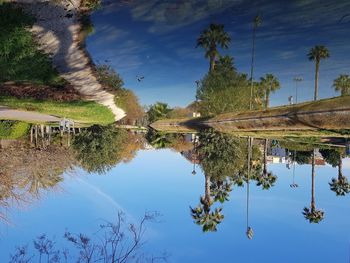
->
[86, 0, 350, 107]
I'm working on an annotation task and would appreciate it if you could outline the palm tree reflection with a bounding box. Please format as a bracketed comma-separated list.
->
[329, 158, 350, 196]
[302, 149, 325, 223]
[246, 137, 254, 239]
[257, 139, 277, 190]
[190, 173, 224, 232]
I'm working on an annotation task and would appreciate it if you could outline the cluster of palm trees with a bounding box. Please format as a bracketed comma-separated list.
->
[196, 19, 349, 110]
[188, 132, 350, 234]
[297, 45, 349, 101]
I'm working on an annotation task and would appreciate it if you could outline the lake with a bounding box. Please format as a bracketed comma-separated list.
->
[1, 127, 349, 262]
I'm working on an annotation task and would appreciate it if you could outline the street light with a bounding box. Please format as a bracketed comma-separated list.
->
[293, 76, 303, 104]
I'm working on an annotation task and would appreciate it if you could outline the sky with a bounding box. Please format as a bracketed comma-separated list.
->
[86, 0, 350, 107]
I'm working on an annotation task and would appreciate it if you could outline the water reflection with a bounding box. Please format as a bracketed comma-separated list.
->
[167, 130, 350, 234]
[0, 124, 144, 223]
[1, 126, 350, 261]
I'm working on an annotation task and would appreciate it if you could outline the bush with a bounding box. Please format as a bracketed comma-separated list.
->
[197, 56, 263, 115]
[96, 64, 124, 91]
[73, 125, 128, 174]
[114, 89, 145, 125]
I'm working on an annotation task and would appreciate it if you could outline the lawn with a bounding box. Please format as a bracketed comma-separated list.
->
[0, 3, 65, 86]
[0, 96, 115, 124]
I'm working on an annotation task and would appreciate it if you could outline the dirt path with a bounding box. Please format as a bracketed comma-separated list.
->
[0, 106, 60, 123]
[12, 0, 126, 122]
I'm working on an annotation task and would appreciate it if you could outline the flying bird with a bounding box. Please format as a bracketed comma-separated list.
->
[136, 75, 145, 82]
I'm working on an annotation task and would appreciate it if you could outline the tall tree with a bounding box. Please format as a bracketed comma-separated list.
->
[260, 74, 280, 109]
[333, 74, 350, 96]
[196, 24, 231, 72]
[190, 173, 224, 232]
[307, 45, 330, 101]
[302, 150, 324, 223]
[257, 139, 277, 189]
[249, 15, 262, 110]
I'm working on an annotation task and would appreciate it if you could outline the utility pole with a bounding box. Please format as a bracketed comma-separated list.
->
[293, 76, 303, 104]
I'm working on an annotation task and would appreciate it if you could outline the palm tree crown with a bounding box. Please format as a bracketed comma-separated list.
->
[196, 23, 231, 72]
[260, 74, 280, 108]
[307, 45, 330, 101]
[333, 74, 350, 96]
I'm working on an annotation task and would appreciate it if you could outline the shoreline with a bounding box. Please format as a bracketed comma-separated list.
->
[11, 0, 125, 122]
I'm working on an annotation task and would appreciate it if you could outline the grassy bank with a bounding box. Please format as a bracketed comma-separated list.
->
[0, 3, 65, 86]
[0, 96, 115, 124]
[0, 120, 30, 139]
[211, 96, 350, 121]
[151, 96, 350, 134]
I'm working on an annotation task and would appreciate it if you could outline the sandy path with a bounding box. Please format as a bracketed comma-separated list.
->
[12, 0, 126, 122]
[0, 106, 60, 123]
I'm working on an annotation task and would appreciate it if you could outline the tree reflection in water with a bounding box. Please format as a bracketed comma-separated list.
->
[0, 139, 76, 223]
[2, 126, 349, 235]
[0, 124, 145, 223]
[302, 149, 325, 223]
[9, 211, 168, 263]
[320, 148, 350, 196]
[188, 130, 263, 233]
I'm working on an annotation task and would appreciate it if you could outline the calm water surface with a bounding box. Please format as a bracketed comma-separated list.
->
[1, 130, 349, 262]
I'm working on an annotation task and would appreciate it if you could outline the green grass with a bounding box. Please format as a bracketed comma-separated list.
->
[0, 3, 65, 86]
[0, 120, 30, 139]
[0, 96, 115, 124]
[212, 96, 350, 121]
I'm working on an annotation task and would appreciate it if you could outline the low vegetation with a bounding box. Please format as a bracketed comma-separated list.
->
[196, 55, 263, 116]
[73, 125, 144, 174]
[81, 0, 101, 11]
[0, 3, 65, 86]
[0, 96, 115, 124]
[95, 64, 145, 125]
[0, 120, 29, 139]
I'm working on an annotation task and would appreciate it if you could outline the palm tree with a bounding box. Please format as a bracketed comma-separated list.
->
[210, 179, 233, 203]
[249, 14, 262, 110]
[329, 153, 350, 196]
[147, 102, 171, 123]
[307, 45, 330, 101]
[257, 139, 277, 189]
[333, 74, 350, 96]
[246, 136, 254, 239]
[302, 150, 324, 223]
[260, 74, 281, 109]
[190, 174, 224, 232]
[196, 23, 231, 72]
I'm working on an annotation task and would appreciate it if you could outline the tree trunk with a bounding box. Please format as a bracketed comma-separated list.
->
[263, 139, 268, 176]
[311, 149, 316, 211]
[204, 174, 211, 212]
[209, 55, 215, 72]
[338, 155, 343, 180]
[30, 126, 33, 144]
[265, 90, 270, 109]
[314, 60, 319, 101]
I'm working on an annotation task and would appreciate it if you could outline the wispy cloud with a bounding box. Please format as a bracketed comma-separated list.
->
[128, 0, 244, 34]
